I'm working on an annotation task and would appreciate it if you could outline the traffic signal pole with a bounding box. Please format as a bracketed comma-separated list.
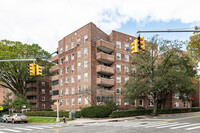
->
[0, 59, 36, 64]
[137, 30, 200, 33]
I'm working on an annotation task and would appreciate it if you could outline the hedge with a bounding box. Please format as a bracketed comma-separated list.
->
[25, 111, 81, 118]
[81, 106, 112, 118]
[111, 107, 200, 118]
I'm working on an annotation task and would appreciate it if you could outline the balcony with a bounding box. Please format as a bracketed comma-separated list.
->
[27, 99, 37, 103]
[52, 95, 59, 101]
[96, 65, 114, 76]
[97, 52, 114, 65]
[97, 78, 114, 87]
[26, 91, 37, 96]
[51, 65, 59, 72]
[96, 39, 114, 54]
[51, 85, 59, 91]
[51, 55, 58, 64]
[27, 83, 37, 88]
[51, 75, 59, 81]
[96, 89, 114, 95]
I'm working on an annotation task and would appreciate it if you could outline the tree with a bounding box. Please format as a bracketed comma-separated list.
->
[10, 94, 30, 110]
[124, 36, 197, 115]
[3, 92, 12, 106]
[0, 40, 54, 96]
[187, 26, 200, 62]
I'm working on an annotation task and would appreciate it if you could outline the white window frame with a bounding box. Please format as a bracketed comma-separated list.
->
[116, 64, 121, 71]
[124, 77, 129, 83]
[175, 102, 179, 107]
[116, 87, 121, 94]
[42, 89, 45, 94]
[125, 43, 129, 50]
[84, 85, 88, 92]
[65, 77, 69, 84]
[60, 47, 63, 54]
[84, 60, 88, 68]
[175, 93, 179, 99]
[60, 79, 63, 85]
[61, 89, 63, 96]
[116, 41, 121, 49]
[66, 66, 69, 73]
[78, 50, 81, 58]
[116, 98, 121, 105]
[84, 47, 88, 55]
[42, 96, 45, 101]
[78, 62, 81, 70]
[148, 100, 154, 106]
[84, 35, 88, 43]
[71, 64, 74, 72]
[72, 87, 75, 94]
[65, 55, 68, 62]
[125, 54, 129, 62]
[78, 97, 81, 105]
[78, 74, 81, 81]
[71, 75, 75, 83]
[116, 76, 121, 83]
[84, 72, 88, 81]
[116, 53, 121, 60]
[139, 99, 143, 106]
[132, 99, 136, 106]
[71, 41, 74, 49]
[60, 69, 63, 75]
[42, 104, 45, 109]
[65, 44, 68, 51]
[65, 88, 68, 95]
[72, 98, 75, 105]
[78, 86, 81, 93]
[125, 65, 129, 73]
[85, 97, 88, 104]
[66, 99, 69, 106]
[71, 53, 75, 60]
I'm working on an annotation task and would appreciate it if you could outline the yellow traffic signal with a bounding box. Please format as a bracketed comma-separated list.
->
[131, 39, 139, 54]
[140, 36, 145, 50]
[36, 64, 42, 75]
[29, 64, 35, 75]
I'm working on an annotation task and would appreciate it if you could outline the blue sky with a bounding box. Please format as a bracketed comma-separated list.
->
[0, 0, 199, 53]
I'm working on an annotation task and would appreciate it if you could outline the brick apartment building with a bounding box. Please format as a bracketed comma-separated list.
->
[51, 22, 192, 111]
[0, 85, 11, 105]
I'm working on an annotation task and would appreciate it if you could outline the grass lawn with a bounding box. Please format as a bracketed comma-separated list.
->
[28, 117, 71, 123]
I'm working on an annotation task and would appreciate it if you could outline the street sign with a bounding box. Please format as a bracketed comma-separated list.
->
[0, 106, 3, 111]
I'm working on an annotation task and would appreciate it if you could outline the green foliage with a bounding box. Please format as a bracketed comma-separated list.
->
[81, 106, 112, 118]
[10, 94, 30, 110]
[0, 40, 54, 96]
[136, 106, 145, 110]
[43, 108, 53, 111]
[28, 117, 71, 123]
[104, 99, 117, 111]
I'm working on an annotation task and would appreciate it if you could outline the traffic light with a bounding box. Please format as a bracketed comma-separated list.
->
[36, 64, 42, 75]
[131, 39, 139, 54]
[29, 64, 35, 75]
[139, 36, 145, 50]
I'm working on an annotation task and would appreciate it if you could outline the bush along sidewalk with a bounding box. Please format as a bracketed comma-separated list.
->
[111, 107, 200, 118]
[28, 117, 72, 123]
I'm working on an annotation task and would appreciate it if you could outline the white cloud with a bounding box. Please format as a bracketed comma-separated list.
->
[0, 0, 200, 53]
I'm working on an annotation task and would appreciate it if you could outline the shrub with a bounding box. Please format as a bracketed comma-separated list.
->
[25, 111, 69, 117]
[104, 99, 117, 111]
[75, 111, 81, 118]
[136, 106, 145, 110]
[44, 108, 53, 111]
[81, 106, 112, 118]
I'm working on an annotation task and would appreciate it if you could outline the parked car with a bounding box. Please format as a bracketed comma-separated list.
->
[6, 114, 28, 123]
[1, 115, 10, 122]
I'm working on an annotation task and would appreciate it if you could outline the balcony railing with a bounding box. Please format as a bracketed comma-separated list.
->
[96, 39, 114, 54]
[52, 95, 59, 101]
[51, 75, 59, 81]
[97, 52, 114, 65]
[96, 65, 114, 76]
[97, 78, 114, 87]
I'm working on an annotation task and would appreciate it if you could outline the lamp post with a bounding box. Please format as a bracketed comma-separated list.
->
[56, 99, 59, 122]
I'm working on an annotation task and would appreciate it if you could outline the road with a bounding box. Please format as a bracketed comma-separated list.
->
[1, 112, 200, 133]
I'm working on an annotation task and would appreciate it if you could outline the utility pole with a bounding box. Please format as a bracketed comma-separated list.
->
[137, 30, 200, 33]
[56, 99, 59, 122]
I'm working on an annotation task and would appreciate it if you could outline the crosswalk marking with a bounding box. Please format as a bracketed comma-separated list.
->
[0, 132, 6, 133]
[13, 127, 33, 131]
[144, 122, 179, 128]
[171, 123, 200, 129]
[26, 126, 44, 129]
[186, 125, 200, 130]
[156, 122, 189, 128]
[1, 129, 21, 132]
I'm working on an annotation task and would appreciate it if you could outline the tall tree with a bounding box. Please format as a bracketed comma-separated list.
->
[124, 36, 197, 115]
[187, 26, 200, 62]
[0, 40, 54, 96]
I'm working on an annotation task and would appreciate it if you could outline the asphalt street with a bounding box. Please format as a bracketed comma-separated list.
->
[1, 112, 200, 133]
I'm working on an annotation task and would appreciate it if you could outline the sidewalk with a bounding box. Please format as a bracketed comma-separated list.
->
[67, 115, 152, 125]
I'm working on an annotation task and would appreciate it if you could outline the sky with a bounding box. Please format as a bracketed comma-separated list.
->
[0, 0, 200, 53]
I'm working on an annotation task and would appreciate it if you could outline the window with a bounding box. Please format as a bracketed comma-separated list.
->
[72, 87, 75, 94]
[65, 44, 68, 51]
[116, 64, 121, 71]
[78, 97, 81, 105]
[175, 93, 179, 99]
[60, 100, 63, 106]
[183, 102, 187, 108]
[66, 99, 69, 106]
[72, 75, 75, 83]
[124, 77, 129, 83]
[72, 98, 75, 105]
[65, 55, 68, 62]
[71, 41, 74, 49]
[175, 102, 179, 107]
[77, 62, 81, 70]
[116, 87, 121, 94]
[60, 47, 63, 54]
[78, 74, 81, 81]
[78, 86, 81, 93]
[84, 60, 88, 68]
[66, 66, 69, 73]
[116, 53, 121, 60]
[84, 85, 88, 91]
[116, 41, 121, 49]
[60, 58, 63, 64]
[84, 47, 88, 55]
[132, 99, 136, 106]
[77, 38, 81, 46]
[125, 54, 129, 62]
[71, 53, 74, 60]
[84, 35, 88, 43]
[116, 98, 121, 105]
[65, 77, 69, 84]
[139, 99, 143, 106]
[71, 64, 74, 72]
[42, 104, 45, 109]
[84, 72, 88, 81]
[60, 69, 63, 75]
[125, 43, 129, 50]
[78, 50, 81, 58]
[61, 89, 63, 96]
[60, 79, 63, 85]
[41, 82, 45, 86]
[148, 100, 154, 106]
[42, 96, 45, 101]
[116, 76, 121, 83]
[125, 66, 129, 73]
[65, 88, 68, 95]
[85, 97, 88, 104]
[42, 89, 45, 94]
[124, 100, 129, 106]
